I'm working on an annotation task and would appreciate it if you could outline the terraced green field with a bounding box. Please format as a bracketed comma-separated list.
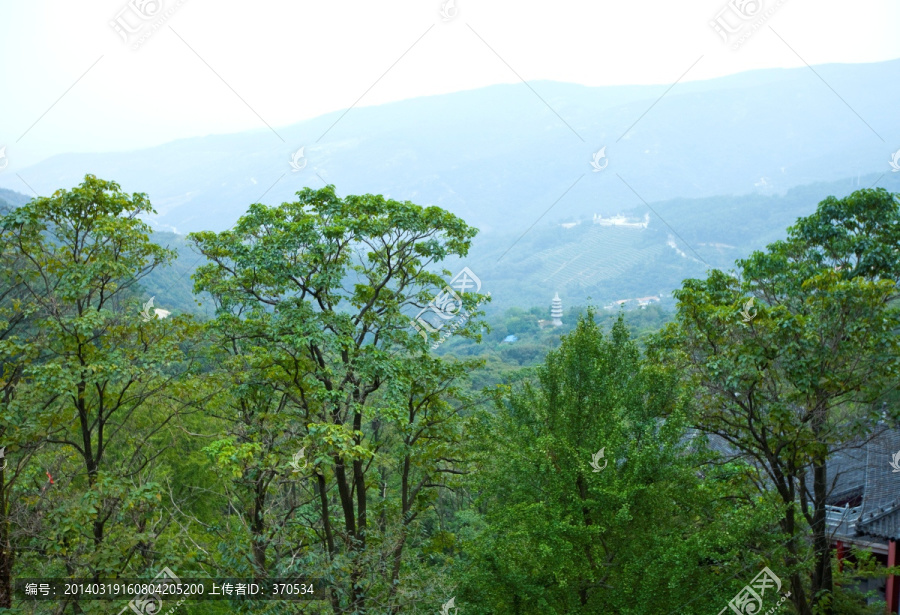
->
[526, 225, 666, 288]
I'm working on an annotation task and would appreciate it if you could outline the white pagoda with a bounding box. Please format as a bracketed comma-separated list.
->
[550, 292, 563, 327]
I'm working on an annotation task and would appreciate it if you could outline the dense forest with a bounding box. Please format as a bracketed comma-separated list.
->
[0, 176, 899, 614]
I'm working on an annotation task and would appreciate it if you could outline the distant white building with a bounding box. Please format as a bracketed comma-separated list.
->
[604, 296, 659, 310]
[592, 213, 649, 228]
[550, 292, 563, 327]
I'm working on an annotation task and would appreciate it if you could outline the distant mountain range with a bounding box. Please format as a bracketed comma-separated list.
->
[2, 59, 898, 237]
[455, 172, 900, 313]
[1, 58, 898, 315]
[0, 188, 30, 210]
[5, 172, 897, 319]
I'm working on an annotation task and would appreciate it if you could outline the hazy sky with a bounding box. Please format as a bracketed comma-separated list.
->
[2, 0, 899, 169]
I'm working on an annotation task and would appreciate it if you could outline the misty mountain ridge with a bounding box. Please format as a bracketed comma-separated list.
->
[2, 58, 898, 314]
[1, 58, 897, 237]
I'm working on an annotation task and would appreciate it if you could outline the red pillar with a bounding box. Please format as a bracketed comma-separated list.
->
[837, 541, 846, 573]
[887, 540, 898, 614]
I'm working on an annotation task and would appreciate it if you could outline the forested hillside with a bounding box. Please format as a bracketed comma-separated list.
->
[1, 176, 898, 614]
[6, 169, 895, 321]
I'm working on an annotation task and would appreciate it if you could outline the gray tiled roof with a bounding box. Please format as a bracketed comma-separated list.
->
[859, 507, 900, 540]
[861, 430, 900, 511]
[685, 429, 743, 460]
[695, 425, 900, 541]
[830, 427, 900, 541]
[826, 446, 867, 504]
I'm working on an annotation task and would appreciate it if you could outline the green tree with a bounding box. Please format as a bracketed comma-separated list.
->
[0, 175, 200, 611]
[190, 185, 485, 613]
[0, 199, 51, 607]
[460, 312, 767, 614]
[655, 188, 900, 615]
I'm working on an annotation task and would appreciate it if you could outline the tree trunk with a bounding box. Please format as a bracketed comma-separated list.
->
[0, 474, 12, 609]
[250, 477, 267, 575]
[782, 504, 813, 615]
[575, 473, 597, 607]
[811, 459, 833, 614]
